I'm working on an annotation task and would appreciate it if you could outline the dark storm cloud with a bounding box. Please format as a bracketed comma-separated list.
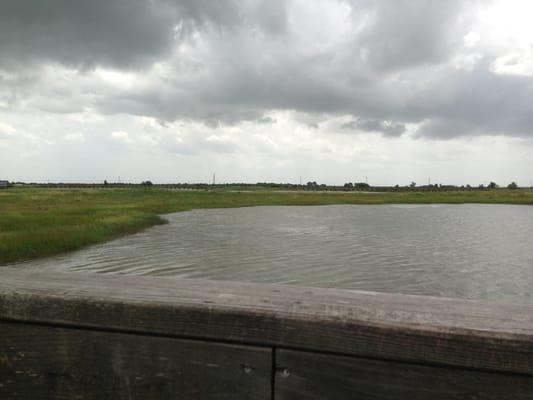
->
[2, 0, 533, 139]
[0, 0, 178, 68]
[0, 0, 287, 69]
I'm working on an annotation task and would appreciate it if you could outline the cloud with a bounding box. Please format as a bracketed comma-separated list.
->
[412, 66, 533, 139]
[354, 0, 466, 71]
[0, 122, 17, 138]
[111, 131, 133, 143]
[203, 134, 239, 153]
[1, 0, 533, 155]
[257, 116, 277, 124]
[342, 119, 406, 136]
[63, 132, 85, 142]
[0, 0, 179, 69]
[0, 0, 289, 70]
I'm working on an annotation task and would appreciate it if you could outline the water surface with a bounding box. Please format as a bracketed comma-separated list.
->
[11, 204, 533, 302]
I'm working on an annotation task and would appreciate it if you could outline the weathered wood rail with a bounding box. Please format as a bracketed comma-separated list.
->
[1, 270, 533, 399]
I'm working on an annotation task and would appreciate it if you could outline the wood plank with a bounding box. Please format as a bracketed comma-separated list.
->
[1, 270, 533, 375]
[275, 349, 533, 400]
[0, 321, 271, 400]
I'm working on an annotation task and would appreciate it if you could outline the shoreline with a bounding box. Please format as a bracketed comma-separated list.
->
[2, 187, 533, 266]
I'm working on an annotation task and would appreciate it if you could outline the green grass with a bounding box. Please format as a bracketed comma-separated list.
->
[2, 187, 533, 266]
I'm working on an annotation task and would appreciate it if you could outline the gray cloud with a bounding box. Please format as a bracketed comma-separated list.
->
[342, 119, 406, 136]
[0, 0, 287, 69]
[1, 0, 533, 142]
[256, 116, 277, 124]
[413, 65, 533, 139]
[0, 0, 178, 69]
[353, 0, 465, 71]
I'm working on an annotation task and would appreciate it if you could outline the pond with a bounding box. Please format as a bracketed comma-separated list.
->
[11, 204, 533, 302]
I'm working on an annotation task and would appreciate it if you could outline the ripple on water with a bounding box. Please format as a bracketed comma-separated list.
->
[9, 204, 533, 303]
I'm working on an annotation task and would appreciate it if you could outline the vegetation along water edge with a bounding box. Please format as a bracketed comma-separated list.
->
[2, 187, 533, 266]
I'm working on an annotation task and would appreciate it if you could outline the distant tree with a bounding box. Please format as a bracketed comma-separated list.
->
[410, 181, 416, 188]
[141, 180, 153, 186]
[344, 182, 354, 189]
[487, 181, 498, 189]
[507, 182, 518, 190]
[104, 180, 108, 186]
[354, 182, 370, 190]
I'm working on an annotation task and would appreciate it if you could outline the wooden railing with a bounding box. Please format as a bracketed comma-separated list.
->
[1, 269, 533, 399]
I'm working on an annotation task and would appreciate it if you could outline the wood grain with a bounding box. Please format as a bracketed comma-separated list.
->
[0, 321, 271, 400]
[275, 349, 533, 400]
[1, 270, 533, 375]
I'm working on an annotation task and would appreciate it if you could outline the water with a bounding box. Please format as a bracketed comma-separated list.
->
[10, 204, 533, 302]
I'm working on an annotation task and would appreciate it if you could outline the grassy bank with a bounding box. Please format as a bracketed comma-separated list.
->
[2, 187, 533, 266]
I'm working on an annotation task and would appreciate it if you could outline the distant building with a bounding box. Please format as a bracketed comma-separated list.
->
[0, 180, 9, 188]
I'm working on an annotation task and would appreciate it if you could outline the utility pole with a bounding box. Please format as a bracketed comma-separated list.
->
[213, 173, 216, 186]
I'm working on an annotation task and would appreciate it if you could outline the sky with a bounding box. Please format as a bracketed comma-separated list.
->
[1, 0, 533, 186]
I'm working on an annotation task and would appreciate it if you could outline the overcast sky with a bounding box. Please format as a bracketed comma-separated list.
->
[1, 0, 533, 185]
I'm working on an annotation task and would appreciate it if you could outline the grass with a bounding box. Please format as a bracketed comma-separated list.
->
[2, 187, 533, 266]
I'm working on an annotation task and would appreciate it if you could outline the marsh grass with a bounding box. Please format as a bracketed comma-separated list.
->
[2, 187, 533, 265]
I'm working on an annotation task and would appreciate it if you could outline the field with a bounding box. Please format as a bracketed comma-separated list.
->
[2, 187, 533, 266]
